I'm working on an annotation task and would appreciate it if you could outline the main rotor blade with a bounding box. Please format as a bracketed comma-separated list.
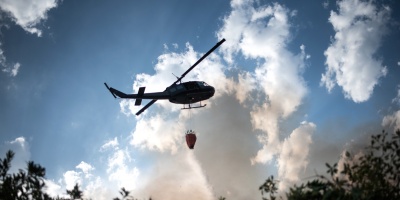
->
[172, 38, 226, 85]
[136, 99, 157, 116]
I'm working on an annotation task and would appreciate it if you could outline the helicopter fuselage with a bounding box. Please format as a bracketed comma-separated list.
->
[167, 81, 215, 104]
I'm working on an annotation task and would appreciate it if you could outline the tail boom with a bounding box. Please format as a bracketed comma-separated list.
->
[104, 83, 169, 100]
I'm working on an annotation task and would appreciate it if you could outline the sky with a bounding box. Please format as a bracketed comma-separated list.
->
[0, 0, 400, 199]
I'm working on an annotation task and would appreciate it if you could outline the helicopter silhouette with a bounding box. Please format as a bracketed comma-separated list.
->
[105, 38, 226, 116]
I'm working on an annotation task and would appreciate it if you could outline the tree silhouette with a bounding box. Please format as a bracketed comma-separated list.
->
[0, 150, 52, 199]
[113, 187, 133, 200]
[112, 187, 153, 200]
[260, 130, 400, 199]
[8, 130, 399, 199]
[66, 183, 83, 199]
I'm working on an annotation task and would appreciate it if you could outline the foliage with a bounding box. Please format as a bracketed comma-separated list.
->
[259, 175, 279, 200]
[259, 130, 400, 200]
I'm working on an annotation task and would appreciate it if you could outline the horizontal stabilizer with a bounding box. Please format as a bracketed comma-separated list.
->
[136, 99, 157, 115]
[135, 87, 146, 106]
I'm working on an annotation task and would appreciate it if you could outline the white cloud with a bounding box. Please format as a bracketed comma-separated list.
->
[45, 175, 115, 200]
[1, 62, 20, 77]
[0, 44, 21, 77]
[83, 177, 115, 200]
[107, 148, 140, 191]
[63, 170, 82, 190]
[0, 0, 59, 36]
[76, 161, 95, 178]
[1, 138, 118, 199]
[323, 1, 329, 9]
[130, 114, 184, 154]
[44, 179, 66, 198]
[9, 136, 26, 148]
[49, 136, 141, 199]
[49, 143, 141, 199]
[100, 137, 119, 151]
[321, 0, 390, 102]
[10, 63, 20, 76]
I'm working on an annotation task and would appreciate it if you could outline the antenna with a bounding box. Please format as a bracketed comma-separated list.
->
[172, 73, 181, 83]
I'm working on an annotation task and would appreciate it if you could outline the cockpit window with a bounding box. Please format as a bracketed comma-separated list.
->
[183, 82, 200, 90]
[202, 82, 209, 87]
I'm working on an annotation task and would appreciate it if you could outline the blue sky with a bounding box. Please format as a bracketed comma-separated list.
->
[1, 0, 400, 199]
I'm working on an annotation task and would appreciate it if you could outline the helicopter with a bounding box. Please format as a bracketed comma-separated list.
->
[105, 38, 226, 116]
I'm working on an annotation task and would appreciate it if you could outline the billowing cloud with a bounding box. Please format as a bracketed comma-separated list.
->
[118, 0, 315, 197]
[277, 122, 316, 191]
[63, 170, 82, 190]
[0, 0, 59, 77]
[76, 161, 95, 178]
[44, 179, 65, 198]
[130, 114, 184, 154]
[135, 151, 214, 200]
[217, 1, 310, 168]
[321, 0, 390, 102]
[0, 0, 59, 36]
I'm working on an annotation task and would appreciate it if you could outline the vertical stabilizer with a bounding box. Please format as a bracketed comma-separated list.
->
[135, 87, 146, 105]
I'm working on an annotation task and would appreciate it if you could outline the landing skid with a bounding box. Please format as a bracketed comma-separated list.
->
[182, 102, 206, 110]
